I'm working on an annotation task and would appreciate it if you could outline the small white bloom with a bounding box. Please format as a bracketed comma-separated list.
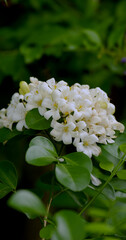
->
[50, 120, 76, 144]
[90, 174, 101, 186]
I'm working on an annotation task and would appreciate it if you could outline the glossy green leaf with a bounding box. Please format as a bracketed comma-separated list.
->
[8, 189, 46, 218]
[119, 144, 126, 154]
[55, 164, 90, 191]
[99, 160, 114, 172]
[117, 170, 126, 180]
[95, 145, 119, 168]
[0, 183, 12, 199]
[63, 152, 92, 172]
[39, 225, 55, 239]
[0, 161, 17, 190]
[26, 136, 58, 166]
[52, 210, 85, 240]
[29, 136, 57, 154]
[25, 108, 51, 130]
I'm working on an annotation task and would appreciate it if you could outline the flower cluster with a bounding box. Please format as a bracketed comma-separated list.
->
[0, 77, 124, 158]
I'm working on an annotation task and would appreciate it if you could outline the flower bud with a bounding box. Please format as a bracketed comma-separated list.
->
[19, 81, 30, 95]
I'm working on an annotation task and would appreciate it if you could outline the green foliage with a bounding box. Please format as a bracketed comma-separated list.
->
[52, 210, 85, 240]
[0, 0, 126, 96]
[39, 224, 55, 239]
[25, 108, 51, 130]
[0, 127, 20, 142]
[120, 144, 126, 154]
[8, 189, 46, 218]
[55, 164, 90, 192]
[85, 222, 114, 235]
[64, 152, 92, 172]
[26, 136, 58, 166]
[0, 160, 17, 198]
[117, 170, 126, 180]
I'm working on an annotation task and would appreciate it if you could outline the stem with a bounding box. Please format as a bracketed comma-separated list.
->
[42, 173, 55, 240]
[79, 154, 126, 216]
[42, 196, 53, 240]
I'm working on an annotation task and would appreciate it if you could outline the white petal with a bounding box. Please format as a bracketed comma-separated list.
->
[62, 132, 72, 144]
[42, 98, 52, 108]
[38, 107, 46, 116]
[44, 110, 53, 120]
[91, 174, 101, 186]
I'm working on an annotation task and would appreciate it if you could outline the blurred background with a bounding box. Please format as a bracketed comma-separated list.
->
[0, 0, 126, 239]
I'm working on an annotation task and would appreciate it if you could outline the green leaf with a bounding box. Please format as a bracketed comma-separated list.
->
[0, 161, 17, 190]
[0, 127, 20, 143]
[63, 152, 92, 172]
[0, 183, 12, 199]
[117, 170, 126, 180]
[111, 179, 126, 192]
[87, 207, 107, 218]
[52, 210, 85, 240]
[85, 222, 114, 235]
[102, 183, 116, 201]
[26, 136, 58, 166]
[55, 164, 90, 191]
[40, 225, 55, 239]
[67, 191, 88, 207]
[116, 191, 126, 202]
[8, 189, 46, 218]
[82, 29, 102, 50]
[20, 44, 43, 64]
[99, 160, 114, 172]
[25, 108, 51, 130]
[119, 144, 126, 154]
[95, 144, 119, 168]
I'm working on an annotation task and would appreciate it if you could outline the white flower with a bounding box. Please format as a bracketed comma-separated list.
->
[42, 97, 60, 120]
[0, 77, 124, 158]
[50, 120, 76, 144]
[74, 133, 101, 158]
[0, 108, 12, 129]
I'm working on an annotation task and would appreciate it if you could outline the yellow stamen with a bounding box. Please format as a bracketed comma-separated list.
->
[37, 100, 42, 106]
[64, 119, 67, 124]
[79, 105, 82, 110]
[74, 127, 79, 131]
[64, 126, 68, 132]
[64, 96, 68, 100]
[53, 103, 58, 108]
[83, 141, 89, 146]
[65, 112, 69, 116]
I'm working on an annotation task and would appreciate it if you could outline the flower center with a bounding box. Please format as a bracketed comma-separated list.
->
[74, 127, 79, 131]
[53, 103, 58, 109]
[64, 126, 69, 132]
[83, 141, 89, 146]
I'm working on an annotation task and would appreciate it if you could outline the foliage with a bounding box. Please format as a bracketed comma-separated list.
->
[0, 0, 126, 240]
